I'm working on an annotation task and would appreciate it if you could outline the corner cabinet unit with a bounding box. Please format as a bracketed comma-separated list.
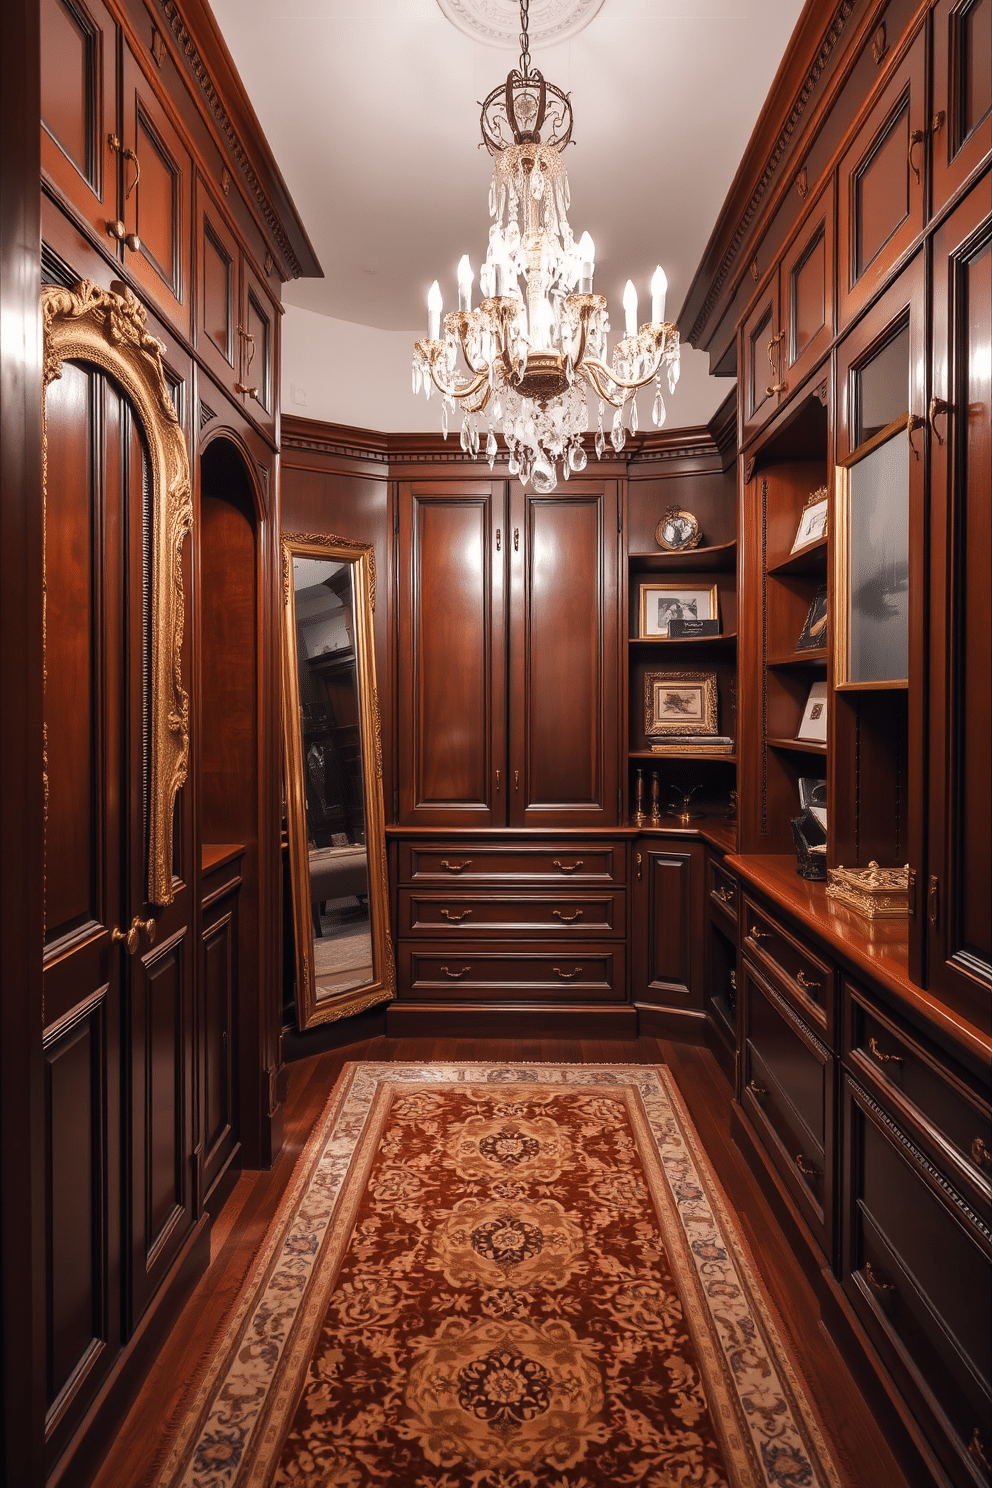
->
[397, 479, 622, 829]
[387, 832, 634, 1037]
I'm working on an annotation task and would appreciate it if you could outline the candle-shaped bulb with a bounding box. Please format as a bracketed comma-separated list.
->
[623, 279, 638, 337]
[457, 255, 473, 312]
[650, 265, 668, 325]
[427, 280, 442, 341]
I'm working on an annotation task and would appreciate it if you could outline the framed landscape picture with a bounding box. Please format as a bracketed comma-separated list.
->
[644, 670, 719, 737]
[639, 583, 718, 638]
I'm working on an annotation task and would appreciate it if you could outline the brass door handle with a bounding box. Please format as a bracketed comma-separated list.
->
[907, 413, 924, 459]
[865, 1260, 895, 1294]
[111, 915, 156, 955]
[553, 909, 583, 922]
[929, 396, 951, 446]
[235, 326, 259, 398]
[713, 885, 734, 904]
[765, 381, 788, 396]
[969, 1427, 991, 1476]
[868, 1036, 902, 1065]
[440, 908, 472, 922]
[971, 1137, 991, 1170]
[748, 925, 770, 943]
[440, 860, 471, 873]
[796, 969, 821, 992]
[766, 329, 784, 371]
[514, 769, 519, 791]
[635, 851, 642, 882]
[495, 769, 501, 792]
[553, 966, 581, 980]
[747, 1079, 767, 1098]
[553, 859, 584, 873]
[795, 1153, 820, 1179]
[908, 127, 925, 184]
[513, 527, 519, 551]
[440, 965, 471, 979]
[496, 527, 501, 551]
[122, 145, 140, 200]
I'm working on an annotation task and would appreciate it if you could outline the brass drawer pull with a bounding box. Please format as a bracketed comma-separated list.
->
[111, 915, 156, 955]
[440, 965, 471, 979]
[713, 885, 734, 905]
[747, 1079, 767, 1098]
[440, 859, 471, 873]
[796, 969, 821, 992]
[440, 908, 472, 922]
[553, 909, 583, 923]
[868, 1036, 902, 1066]
[795, 1153, 820, 1179]
[865, 1261, 895, 1295]
[968, 1428, 991, 1476]
[748, 924, 770, 943]
[553, 859, 584, 873]
[971, 1137, 991, 1170]
[553, 966, 581, 981]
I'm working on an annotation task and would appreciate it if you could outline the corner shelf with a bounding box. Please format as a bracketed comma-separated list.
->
[767, 736, 827, 755]
[629, 540, 737, 573]
[630, 632, 737, 647]
[767, 536, 828, 576]
[767, 647, 828, 667]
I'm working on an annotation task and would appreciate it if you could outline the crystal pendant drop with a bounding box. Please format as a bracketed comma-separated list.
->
[668, 358, 680, 394]
[629, 397, 638, 433]
[611, 408, 626, 452]
[486, 430, 498, 469]
[531, 458, 556, 494]
[653, 389, 667, 428]
[441, 402, 449, 440]
[493, 394, 503, 423]
[562, 453, 571, 480]
[508, 453, 520, 476]
[460, 415, 470, 453]
[569, 442, 588, 473]
[595, 424, 606, 460]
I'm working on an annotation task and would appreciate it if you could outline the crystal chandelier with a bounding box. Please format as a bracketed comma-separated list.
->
[412, 0, 680, 494]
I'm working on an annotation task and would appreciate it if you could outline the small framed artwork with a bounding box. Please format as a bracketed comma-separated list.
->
[795, 585, 828, 651]
[796, 680, 828, 742]
[655, 506, 702, 552]
[645, 670, 719, 737]
[639, 583, 718, 638]
[790, 487, 829, 554]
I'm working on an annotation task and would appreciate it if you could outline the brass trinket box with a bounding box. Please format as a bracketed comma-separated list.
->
[826, 862, 910, 920]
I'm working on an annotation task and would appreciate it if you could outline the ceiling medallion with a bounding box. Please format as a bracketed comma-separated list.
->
[414, 0, 679, 492]
[436, 0, 603, 50]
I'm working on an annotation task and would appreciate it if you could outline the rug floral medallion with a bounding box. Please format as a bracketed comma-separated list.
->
[155, 1065, 841, 1488]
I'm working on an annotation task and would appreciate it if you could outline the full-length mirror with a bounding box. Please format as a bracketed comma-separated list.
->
[281, 533, 394, 1027]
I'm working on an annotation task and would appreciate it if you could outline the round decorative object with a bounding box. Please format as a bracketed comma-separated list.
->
[436, 0, 604, 50]
[655, 507, 702, 552]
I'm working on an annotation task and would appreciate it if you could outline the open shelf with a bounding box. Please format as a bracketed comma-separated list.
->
[629, 632, 737, 646]
[768, 736, 827, 755]
[767, 647, 828, 667]
[629, 540, 737, 573]
[631, 749, 736, 762]
[767, 536, 828, 576]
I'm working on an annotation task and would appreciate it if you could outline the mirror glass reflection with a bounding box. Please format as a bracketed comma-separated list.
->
[282, 535, 393, 1028]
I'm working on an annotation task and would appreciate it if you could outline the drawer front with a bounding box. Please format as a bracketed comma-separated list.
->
[398, 842, 625, 884]
[742, 964, 831, 1252]
[844, 1077, 992, 1481]
[397, 942, 627, 1003]
[742, 895, 834, 1029]
[848, 986, 992, 1227]
[398, 890, 624, 937]
[709, 858, 738, 927]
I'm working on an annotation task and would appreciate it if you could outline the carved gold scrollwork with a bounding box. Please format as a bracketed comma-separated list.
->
[42, 281, 192, 906]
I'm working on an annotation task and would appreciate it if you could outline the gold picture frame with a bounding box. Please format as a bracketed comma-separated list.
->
[790, 487, 829, 554]
[645, 670, 719, 736]
[639, 583, 719, 638]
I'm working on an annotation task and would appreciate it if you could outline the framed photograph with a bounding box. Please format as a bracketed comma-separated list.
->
[639, 583, 718, 639]
[795, 585, 828, 651]
[790, 487, 829, 554]
[798, 776, 827, 831]
[645, 670, 719, 737]
[654, 507, 702, 552]
[796, 679, 828, 742]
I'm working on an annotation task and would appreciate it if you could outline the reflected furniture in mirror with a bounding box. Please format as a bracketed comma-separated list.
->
[281, 533, 394, 1028]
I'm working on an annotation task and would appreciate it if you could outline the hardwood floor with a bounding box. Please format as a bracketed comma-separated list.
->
[86, 1035, 912, 1488]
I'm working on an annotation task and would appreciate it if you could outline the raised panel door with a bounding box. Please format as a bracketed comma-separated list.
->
[932, 0, 992, 216]
[741, 275, 782, 441]
[509, 482, 620, 826]
[782, 182, 835, 396]
[631, 844, 703, 1009]
[239, 260, 277, 439]
[40, 0, 117, 244]
[196, 182, 240, 392]
[398, 482, 507, 826]
[926, 174, 992, 1028]
[122, 43, 191, 337]
[838, 31, 926, 329]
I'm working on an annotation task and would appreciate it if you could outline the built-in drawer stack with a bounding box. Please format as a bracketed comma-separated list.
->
[393, 839, 628, 1005]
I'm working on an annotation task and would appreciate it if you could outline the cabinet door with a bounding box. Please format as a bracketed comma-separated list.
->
[740, 274, 783, 441]
[838, 30, 926, 329]
[932, 0, 992, 217]
[201, 881, 239, 1206]
[631, 843, 703, 1010]
[239, 260, 277, 440]
[41, 0, 117, 241]
[508, 481, 620, 826]
[196, 181, 240, 393]
[782, 182, 834, 396]
[121, 42, 191, 337]
[926, 174, 992, 1024]
[398, 482, 507, 826]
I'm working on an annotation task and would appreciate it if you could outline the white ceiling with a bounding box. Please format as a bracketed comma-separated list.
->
[211, 0, 806, 339]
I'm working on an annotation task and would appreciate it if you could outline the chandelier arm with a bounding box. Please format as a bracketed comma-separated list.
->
[582, 352, 665, 396]
[419, 349, 491, 405]
[579, 359, 630, 408]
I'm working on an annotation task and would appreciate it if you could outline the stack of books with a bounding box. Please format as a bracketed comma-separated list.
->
[648, 735, 735, 755]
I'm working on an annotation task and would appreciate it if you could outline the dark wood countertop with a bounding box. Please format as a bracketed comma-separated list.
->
[385, 820, 737, 853]
[201, 842, 245, 875]
[729, 854, 991, 1073]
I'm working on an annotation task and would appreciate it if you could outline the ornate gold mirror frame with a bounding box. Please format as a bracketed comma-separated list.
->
[42, 280, 193, 905]
[281, 532, 395, 1028]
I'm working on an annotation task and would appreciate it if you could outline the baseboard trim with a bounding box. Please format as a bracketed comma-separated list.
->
[385, 1002, 638, 1039]
[281, 1004, 389, 1062]
[636, 1004, 709, 1043]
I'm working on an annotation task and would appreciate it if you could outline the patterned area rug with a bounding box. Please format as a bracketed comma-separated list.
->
[155, 1064, 841, 1488]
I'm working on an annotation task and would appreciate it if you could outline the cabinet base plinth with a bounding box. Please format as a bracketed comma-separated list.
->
[384, 1002, 637, 1039]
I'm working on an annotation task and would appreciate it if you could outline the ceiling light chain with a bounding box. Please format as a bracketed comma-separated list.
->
[412, 0, 679, 493]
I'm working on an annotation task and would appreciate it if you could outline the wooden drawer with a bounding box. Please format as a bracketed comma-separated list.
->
[844, 1075, 992, 1484]
[742, 962, 832, 1257]
[708, 857, 738, 928]
[397, 890, 625, 938]
[396, 941, 627, 1003]
[846, 983, 992, 1228]
[742, 894, 834, 1031]
[398, 841, 625, 884]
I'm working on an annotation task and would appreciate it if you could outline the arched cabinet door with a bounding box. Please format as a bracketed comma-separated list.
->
[41, 281, 195, 1463]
